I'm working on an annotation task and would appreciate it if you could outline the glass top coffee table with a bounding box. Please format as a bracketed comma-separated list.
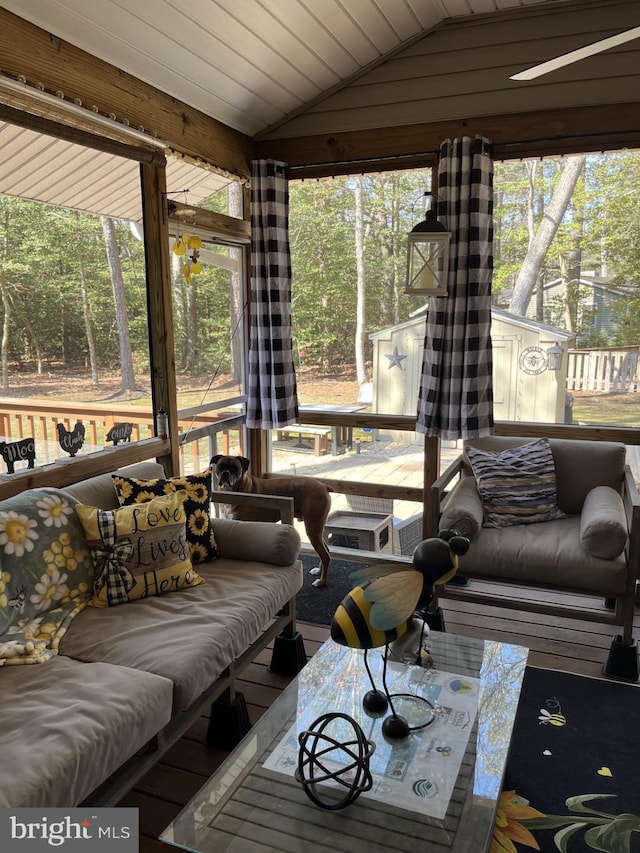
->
[161, 631, 528, 853]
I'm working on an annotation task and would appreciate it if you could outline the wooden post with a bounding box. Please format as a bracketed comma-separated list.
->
[140, 162, 179, 475]
[423, 435, 440, 538]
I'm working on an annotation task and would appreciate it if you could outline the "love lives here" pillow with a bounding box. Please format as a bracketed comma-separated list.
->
[76, 490, 204, 607]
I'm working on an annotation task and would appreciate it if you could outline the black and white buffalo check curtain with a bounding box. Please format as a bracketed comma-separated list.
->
[246, 159, 299, 429]
[416, 136, 495, 439]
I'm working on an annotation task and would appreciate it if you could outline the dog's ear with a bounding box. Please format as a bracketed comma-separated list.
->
[239, 456, 251, 472]
[210, 454, 222, 466]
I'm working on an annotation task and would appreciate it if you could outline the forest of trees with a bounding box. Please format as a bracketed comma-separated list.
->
[0, 150, 638, 395]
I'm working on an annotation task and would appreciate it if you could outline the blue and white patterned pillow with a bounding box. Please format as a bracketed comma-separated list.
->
[467, 439, 565, 528]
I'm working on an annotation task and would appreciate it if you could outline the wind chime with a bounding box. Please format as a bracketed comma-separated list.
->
[171, 231, 203, 282]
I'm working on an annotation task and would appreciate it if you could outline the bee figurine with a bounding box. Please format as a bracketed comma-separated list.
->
[330, 530, 470, 739]
[331, 529, 470, 648]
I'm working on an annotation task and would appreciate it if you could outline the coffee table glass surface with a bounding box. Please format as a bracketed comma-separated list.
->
[161, 631, 528, 853]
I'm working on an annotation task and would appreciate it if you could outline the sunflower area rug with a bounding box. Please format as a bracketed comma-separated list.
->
[492, 666, 640, 853]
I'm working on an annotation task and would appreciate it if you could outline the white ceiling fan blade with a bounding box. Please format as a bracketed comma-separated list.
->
[511, 25, 640, 80]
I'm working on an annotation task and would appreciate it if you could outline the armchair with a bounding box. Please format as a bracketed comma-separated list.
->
[431, 436, 639, 681]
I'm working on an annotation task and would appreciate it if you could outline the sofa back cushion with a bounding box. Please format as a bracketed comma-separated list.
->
[62, 462, 166, 510]
[463, 437, 626, 515]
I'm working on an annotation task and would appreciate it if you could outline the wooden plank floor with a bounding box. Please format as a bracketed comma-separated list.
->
[118, 592, 640, 853]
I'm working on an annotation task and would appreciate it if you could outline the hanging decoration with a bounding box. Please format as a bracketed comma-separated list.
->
[172, 232, 203, 282]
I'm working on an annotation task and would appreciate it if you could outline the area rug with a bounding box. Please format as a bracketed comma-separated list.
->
[495, 666, 640, 853]
[296, 554, 371, 626]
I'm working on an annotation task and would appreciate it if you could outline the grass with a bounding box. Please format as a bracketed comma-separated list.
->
[570, 391, 640, 428]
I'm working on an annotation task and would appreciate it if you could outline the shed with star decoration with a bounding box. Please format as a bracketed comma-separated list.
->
[369, 307, 573, 443]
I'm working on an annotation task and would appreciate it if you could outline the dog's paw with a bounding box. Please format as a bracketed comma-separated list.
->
[309, 566, 320, 576]
[312, 577, 327, 588]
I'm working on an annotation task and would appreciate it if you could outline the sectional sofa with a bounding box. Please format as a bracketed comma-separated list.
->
[0, 460, 305, 808]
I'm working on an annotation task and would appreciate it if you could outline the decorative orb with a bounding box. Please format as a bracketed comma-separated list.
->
[295, 712, 376, 810]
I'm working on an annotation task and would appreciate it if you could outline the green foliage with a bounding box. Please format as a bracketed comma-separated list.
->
[289, 171, 428, 369]
[1, 149, 640, 389]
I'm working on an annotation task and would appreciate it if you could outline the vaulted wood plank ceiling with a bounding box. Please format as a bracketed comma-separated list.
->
[1, 0, 569, 138]
[1, 0, 638, 220]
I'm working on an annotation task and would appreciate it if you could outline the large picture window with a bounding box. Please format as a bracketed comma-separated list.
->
[287, 152, 640, 435]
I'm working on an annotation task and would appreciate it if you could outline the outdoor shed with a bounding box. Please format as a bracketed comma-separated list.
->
[370, 307, 574, 439]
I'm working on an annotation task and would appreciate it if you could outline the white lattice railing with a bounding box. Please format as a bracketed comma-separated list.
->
[567, 347, 640, 393]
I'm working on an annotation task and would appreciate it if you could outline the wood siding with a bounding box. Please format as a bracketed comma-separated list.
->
[261, 0, 640, 141]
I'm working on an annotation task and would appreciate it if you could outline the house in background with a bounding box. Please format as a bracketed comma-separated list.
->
[370, 308, 573, 441]
[525, 272, 631, 344]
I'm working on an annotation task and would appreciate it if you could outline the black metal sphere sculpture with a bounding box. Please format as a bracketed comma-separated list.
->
[295, 712, 376, 810]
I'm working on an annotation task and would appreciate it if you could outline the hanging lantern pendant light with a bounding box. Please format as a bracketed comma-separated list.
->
[405, 195, 451, 296]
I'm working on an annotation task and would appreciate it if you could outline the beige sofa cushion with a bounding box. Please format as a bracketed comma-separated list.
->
[463, 437, 626, 514]
[456, 515, 628, 595]
[58, 556, 302, 711]
[580, 486, 628, 559]
[0, 655, 172, 807]
[62, 462, 166, 509]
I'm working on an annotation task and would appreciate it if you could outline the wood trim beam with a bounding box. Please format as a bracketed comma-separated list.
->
[168, 201, 251, 243]
[0, 8, 253, 179]
[254, 102, 640, 177]
[0, 101, 165, 166]
[140, 162, 180, 476]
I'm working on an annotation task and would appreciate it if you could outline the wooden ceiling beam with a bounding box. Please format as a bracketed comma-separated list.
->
[0, 8, 253, 180]
[254, 102, 640, 176]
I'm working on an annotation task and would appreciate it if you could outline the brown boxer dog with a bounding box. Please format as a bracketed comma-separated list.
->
[210, 454, 333, 587]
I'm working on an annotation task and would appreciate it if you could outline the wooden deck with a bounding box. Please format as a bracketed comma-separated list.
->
[119, 592, 640, 853]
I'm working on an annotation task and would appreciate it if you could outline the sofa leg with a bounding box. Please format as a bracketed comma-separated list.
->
[602, 635, 639, 683]
[270, 630, 307, 676]
[207, 693, 251, 750]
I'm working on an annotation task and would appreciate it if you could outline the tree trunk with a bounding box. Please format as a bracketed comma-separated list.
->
[509, 155, 586, 316]
[354, 176, 367, 386]
[0, 276, 10, 392]
[79, 257, 99, 385]
[228, 182, 244, 382]
[171, 252, 187, 369]
[0, 207, 9, 392]
[100, 216, 137, 394]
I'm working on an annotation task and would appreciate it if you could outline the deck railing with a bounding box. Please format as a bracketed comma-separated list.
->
[0, 398, 245, 475]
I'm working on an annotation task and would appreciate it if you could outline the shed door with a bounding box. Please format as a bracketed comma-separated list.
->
[492, 337, 518, 421]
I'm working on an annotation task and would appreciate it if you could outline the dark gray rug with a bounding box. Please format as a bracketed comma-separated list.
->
[296, 554, 373, 626]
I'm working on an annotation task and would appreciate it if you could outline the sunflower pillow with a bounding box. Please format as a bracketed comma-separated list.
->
[112, 469, 218, 563]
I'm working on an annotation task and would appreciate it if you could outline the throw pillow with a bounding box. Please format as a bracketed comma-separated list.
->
[112, 469, 218, 564]
[0, 488, 94, 664]
[466, 438, 565, 528]
[76, 491, 203, 608]
[579, 486, 628, 559]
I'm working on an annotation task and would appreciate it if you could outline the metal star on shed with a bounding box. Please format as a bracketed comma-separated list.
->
[385, 346, 407, 369]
